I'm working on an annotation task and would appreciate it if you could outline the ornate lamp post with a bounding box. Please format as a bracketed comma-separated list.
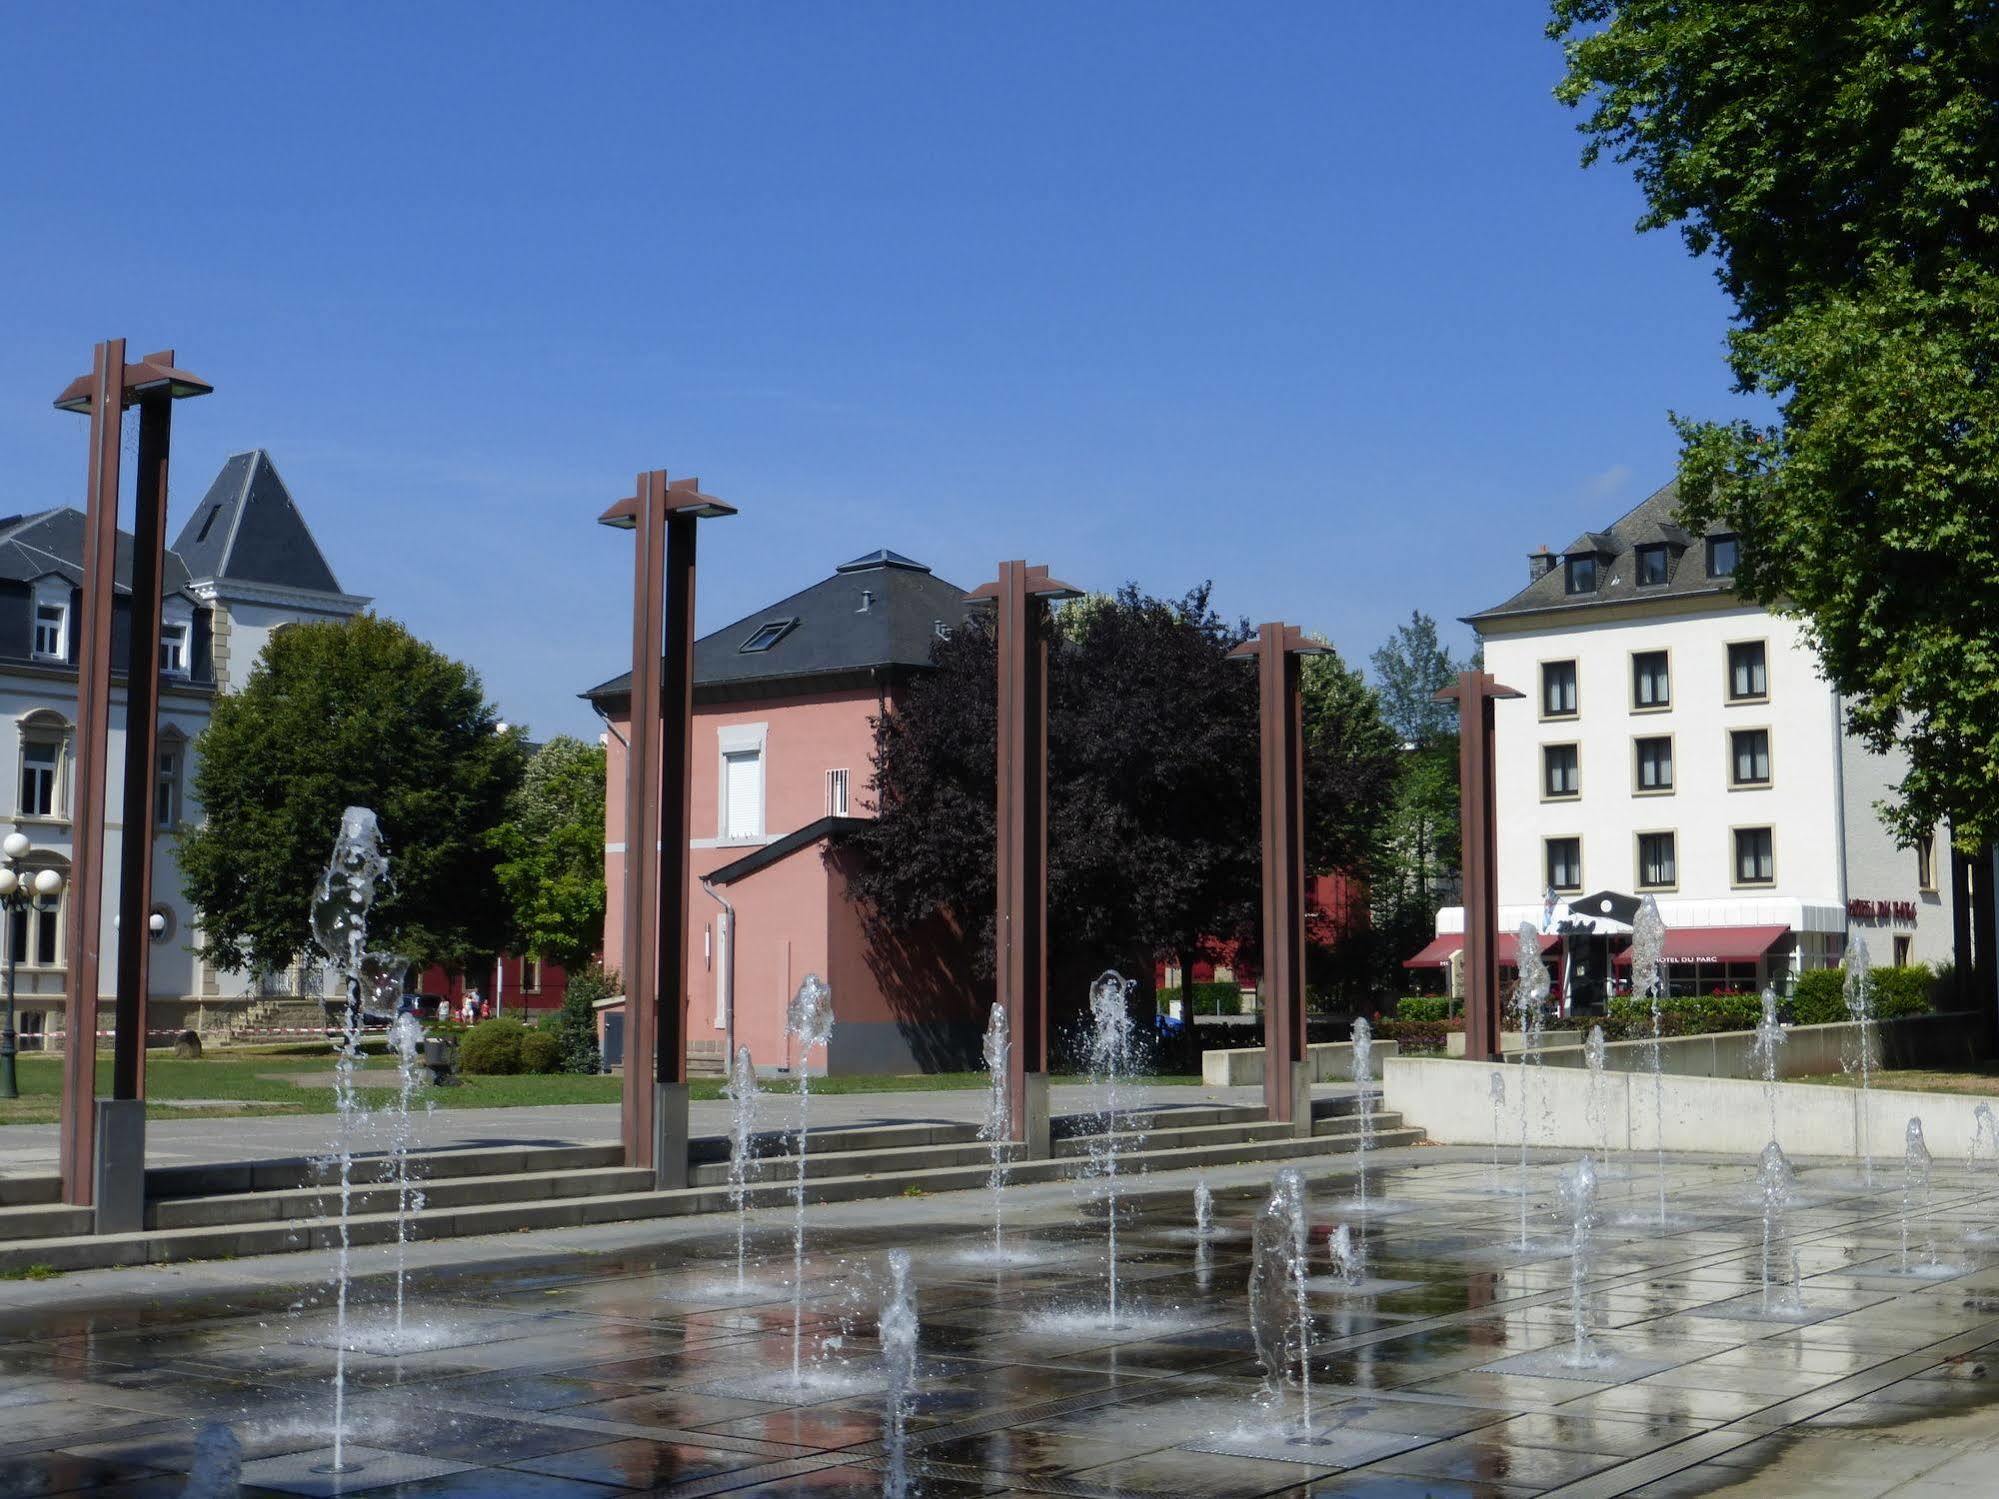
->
[0, 832, 66, 1100]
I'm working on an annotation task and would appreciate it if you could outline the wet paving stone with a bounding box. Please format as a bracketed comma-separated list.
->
[9, 1154, 1999, 1494]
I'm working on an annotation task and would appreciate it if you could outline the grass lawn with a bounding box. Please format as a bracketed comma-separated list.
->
[0, 1047, 1200, 1125]
[1794, 1065, 1999, 1098]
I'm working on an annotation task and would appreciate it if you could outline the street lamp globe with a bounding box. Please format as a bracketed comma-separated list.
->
[0, 870, 16, 899]
[1, 832, 27, 859]
[148, 911, 166, 935]
[36, 869, 64, 898]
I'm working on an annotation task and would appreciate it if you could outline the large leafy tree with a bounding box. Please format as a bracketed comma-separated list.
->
[181, 614, 526, 974]
[845, 584, 1399, 1024]
[492, 735, 607, 967]
[1550, 0, 1999, 845]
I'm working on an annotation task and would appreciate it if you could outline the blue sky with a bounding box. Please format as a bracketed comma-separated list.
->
[0, 3, 1756, 739]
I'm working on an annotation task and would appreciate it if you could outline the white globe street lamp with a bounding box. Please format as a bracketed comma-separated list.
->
[0, 835, 63, 1100]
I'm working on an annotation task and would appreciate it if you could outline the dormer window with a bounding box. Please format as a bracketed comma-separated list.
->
[1706, 534, 1739, 578]
[738, 618, 796, 654]
[1635, 544, 1668, 586]
[32, 603, 65, 661]
[1565, 556, 1598, 594]
[160, 622, 190, 676]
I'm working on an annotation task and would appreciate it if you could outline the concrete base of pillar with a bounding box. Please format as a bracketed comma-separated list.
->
[1288, 1060, 1314, 1139]
[1019, 1071, 1051, 1159]
[93, 1098, 146, 1235]
[652, 1081, 690, 1191]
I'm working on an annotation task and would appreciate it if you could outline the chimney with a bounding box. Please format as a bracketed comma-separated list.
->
[857, 588, 875, 614]
[1529, 545, 1556, 582]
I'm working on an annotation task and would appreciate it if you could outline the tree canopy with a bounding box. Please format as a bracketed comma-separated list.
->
[1551, 0, 1999, 845]
[844, 584, 1399, 1013]
[1369, 610, 1461, 746]
[492, 734, 607, 967]
[180, 614, 526, 975]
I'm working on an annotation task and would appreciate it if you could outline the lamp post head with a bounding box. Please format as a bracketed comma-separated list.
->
[33, 869, 61, 899]
[1, 832, 28, 860]
[596, 475, 736, 529]
[1227, 624, 1332, 662]
[965, 562, 1083, 606]
[54, 349, 213, 413]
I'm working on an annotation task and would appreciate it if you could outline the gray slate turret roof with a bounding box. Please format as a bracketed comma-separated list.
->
[172, 450, 346, 595]
[584, 548, 972, 702]
[1468, 480, 1737, 625]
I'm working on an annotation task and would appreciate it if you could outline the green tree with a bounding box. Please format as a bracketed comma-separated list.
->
[492, 735, 607, 967]
[1369, 611, 1462, 746]
[180, 614, 526, 975]
[1551, 0, 1999, 845]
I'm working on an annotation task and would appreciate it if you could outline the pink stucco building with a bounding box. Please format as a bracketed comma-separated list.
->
[585, 549, 987, 1076]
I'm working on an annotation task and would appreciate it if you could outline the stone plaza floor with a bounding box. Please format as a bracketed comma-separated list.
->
[4, 1145, 1999, 1496]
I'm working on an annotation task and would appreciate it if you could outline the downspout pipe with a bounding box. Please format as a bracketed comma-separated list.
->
[701, 876, 736, 1066]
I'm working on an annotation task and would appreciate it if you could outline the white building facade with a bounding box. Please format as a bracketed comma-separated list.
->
[1, 450, 365, 1044]
[1430, 481, 1963, 1005]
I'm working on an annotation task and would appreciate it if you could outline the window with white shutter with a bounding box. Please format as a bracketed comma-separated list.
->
[723, 749, 763, 841]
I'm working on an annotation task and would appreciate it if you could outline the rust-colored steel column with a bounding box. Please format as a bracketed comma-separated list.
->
[113, 380, 175, 1104]
[1231, 624, 1326, 1132]
[970, 561, 1078, 1159]
[600, 473, 733, 1187]
[1436, 670, 1522, 1062]
[56, 339, 124, 1209]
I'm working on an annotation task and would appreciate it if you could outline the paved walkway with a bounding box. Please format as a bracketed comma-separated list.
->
[0, 1081, 1353, 1176]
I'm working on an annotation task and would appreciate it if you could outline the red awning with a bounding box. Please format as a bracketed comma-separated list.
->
[1613, 925, 1789, 966]
[1402, 931, 1562, 969]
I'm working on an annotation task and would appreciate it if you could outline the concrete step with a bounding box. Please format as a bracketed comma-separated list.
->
[1049, 1102, 1266, 1139]
[147, 1165, 660, 1232]
[1313, 1111, 1406, 1138]
[0, 1201, 94, 1242]
[1053, 1118, 1299, 1156]
[0, 1121, 1430, 1274]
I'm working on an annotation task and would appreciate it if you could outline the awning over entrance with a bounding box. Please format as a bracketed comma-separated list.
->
[1612, 925, 1789, 966]
[1403, 931, 1562, 969]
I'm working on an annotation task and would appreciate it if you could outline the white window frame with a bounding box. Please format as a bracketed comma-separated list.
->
[160, 620, 191, 676]
[156, 731, 186, 829]
[714, 722, 768, 845]
[31, 593, 67, 662]
[826, 767, 850, 817]
[16, 711, 71, 823]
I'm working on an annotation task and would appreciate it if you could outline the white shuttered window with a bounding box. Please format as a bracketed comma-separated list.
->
[723, 749, 763, 840]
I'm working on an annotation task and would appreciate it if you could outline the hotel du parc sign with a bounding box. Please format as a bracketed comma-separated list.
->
[1847, 898, 1919, 924]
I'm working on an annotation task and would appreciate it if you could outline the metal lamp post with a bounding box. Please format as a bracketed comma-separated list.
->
[0, 832, 67, 1100]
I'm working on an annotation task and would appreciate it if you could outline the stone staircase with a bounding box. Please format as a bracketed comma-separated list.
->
[0, 1095, 1420, 1272]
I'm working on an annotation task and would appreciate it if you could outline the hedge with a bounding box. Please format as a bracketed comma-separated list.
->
[458, 1017, 529, 1075]
[518, 1030, 563, 1075]
[1603, 991, 1763, 1041]
[1156, 982, 1245, 1017]
[1790, 964, 1936, 1027]
[1371, 1017, 1462, 1054]
[1394, 996, 1455, 1023]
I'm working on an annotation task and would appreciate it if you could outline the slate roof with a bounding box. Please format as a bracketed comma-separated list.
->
[0, 508, 197, 598]
[584, 548, 972, 702]
[1468, 480, 1737, 625]
[171, 450, 346, 595]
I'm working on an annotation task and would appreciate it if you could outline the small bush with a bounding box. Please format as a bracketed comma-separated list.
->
[1394, 996, 1453, 1023]
[551, 963, 613, 1074]
[518, 1029, 563, 1074]
[1787, 964, 1936, 1026]
[1371, 1016, 1462, 1054]
[1155, 981, 1244, 1017]
[1603, 991, 1762, 1041]
[458, 1017, 528, 1075]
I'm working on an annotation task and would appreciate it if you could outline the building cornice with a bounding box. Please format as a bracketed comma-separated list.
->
[185, 577, 371, 614]
[1469, 589, 1775, 636]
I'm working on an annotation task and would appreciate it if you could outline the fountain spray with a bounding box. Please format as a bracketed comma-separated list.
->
[977, 1001, 1013, 1260]
[1487, 1070, 1506, 1193]
[1901, 1116, 1935, 1274]
[880, 1249, 919, 1499]
[1248, 1167, 1314, 1435]
[1559, 1155, 1600, 1369]
[1757, 1140, 1801, 1315]
[1751, 986, 1786, 1144]
[1350, 1016, 1376, 1215]
[1511, 924, 1551, 1248]
[306, 807, 393, 1476]
[1629, 895, 1668, 1229]
[1194, 1179, 1214, 1239]
[786, 974, 834, 1386]
[1844, 936, 1875, 1184]
[1085, 970, 1139, 1328]
[726, 1045, 762, 1293]
[1583, 1026, 1609, 1161]
[384, 1008, 426, 1341]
